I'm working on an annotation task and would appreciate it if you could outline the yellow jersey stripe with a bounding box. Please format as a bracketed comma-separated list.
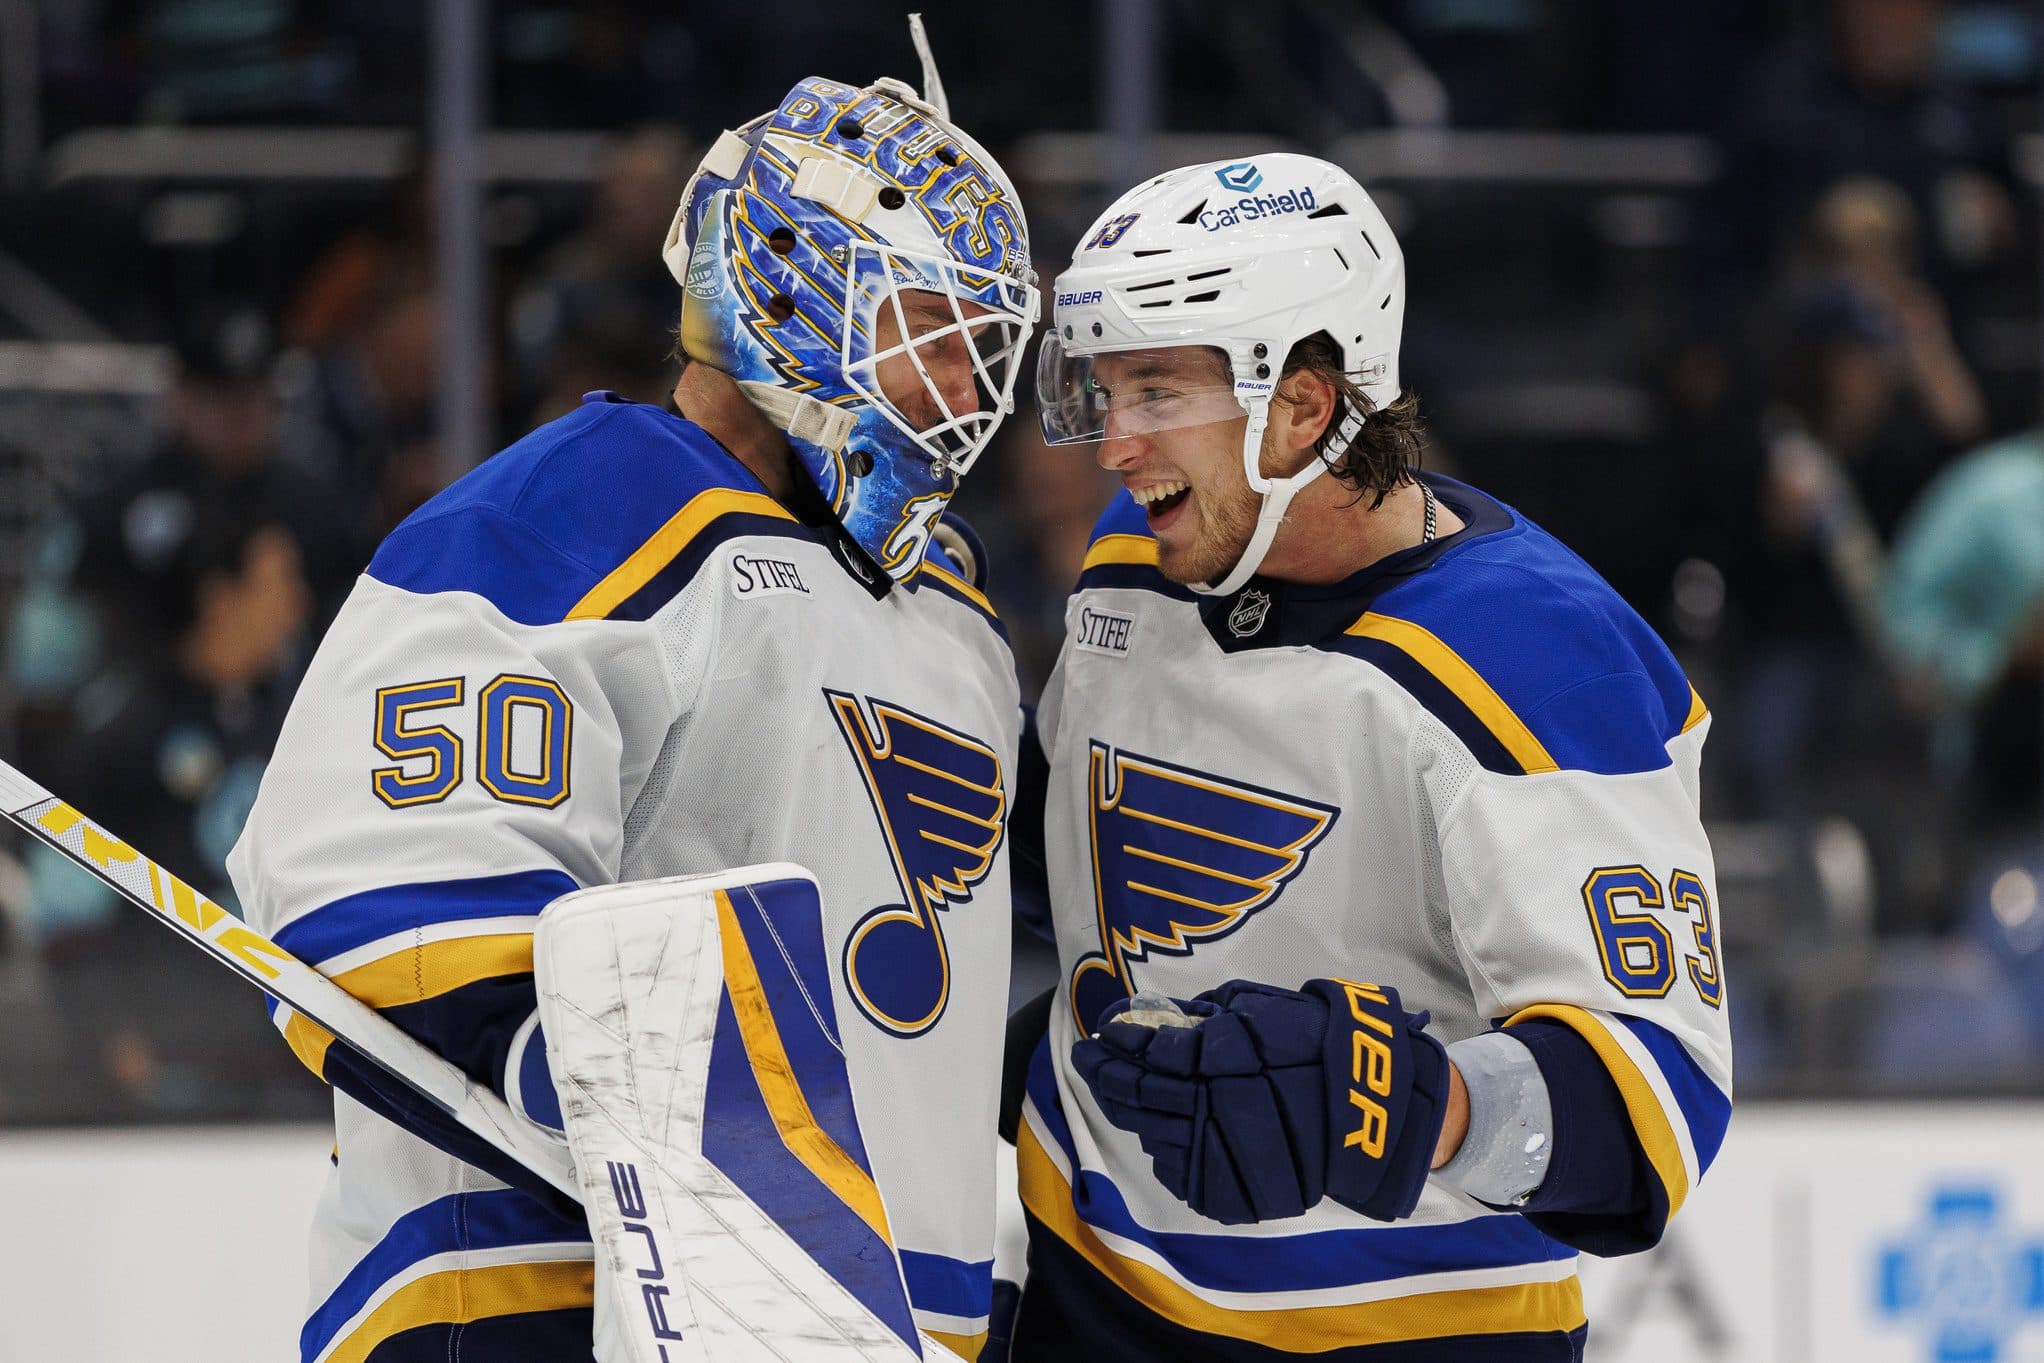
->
[716, 890, 895, 1244]
[331, 934, 534, 1010]
[918, 559, 999, 616]
[1082, 534, 1160, 571]
[281, 1010, 337, 1081]
[1682, 685, 1708, 734]
[564, 488, 795, 621]
[322, 1259, 594, 1363]
[1504, 1003, 1688, 1217]
[1346, 612, 1559, 774]
[1016, 1122, 1586, 1351]
[926, 1328, 989, 1360]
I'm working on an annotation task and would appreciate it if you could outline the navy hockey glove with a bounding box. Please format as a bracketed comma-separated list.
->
[1072, 979, 1450, 1225]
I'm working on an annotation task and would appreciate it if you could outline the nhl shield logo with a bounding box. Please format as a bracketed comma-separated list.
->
[1228, 588, 1272, 638]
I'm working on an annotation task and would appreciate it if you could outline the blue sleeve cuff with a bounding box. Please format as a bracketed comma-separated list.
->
[320, 1039, 578, 1215]
[1504, 1018, 1663, 1255]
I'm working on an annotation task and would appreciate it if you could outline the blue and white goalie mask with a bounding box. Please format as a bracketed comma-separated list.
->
[668, 75, 1039, 585]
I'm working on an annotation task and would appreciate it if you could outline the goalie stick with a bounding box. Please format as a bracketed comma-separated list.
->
[0, 755, 946, 1362]
[0, 755, 579, 1197]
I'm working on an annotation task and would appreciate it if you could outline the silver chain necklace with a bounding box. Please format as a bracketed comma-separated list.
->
[1421, 480, 1438, 545]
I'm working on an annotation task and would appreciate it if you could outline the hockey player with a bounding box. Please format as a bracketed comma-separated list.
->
[1011, 154, 1732, 1360]
[229, 71, 1038, 1362]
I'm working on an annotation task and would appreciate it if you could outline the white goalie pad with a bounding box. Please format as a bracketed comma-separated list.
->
[534, 865, 955, 1363]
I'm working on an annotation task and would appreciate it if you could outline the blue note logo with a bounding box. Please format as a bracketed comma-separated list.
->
[1069, 742, 1337, 1030]
[1215, 162, 1264, 194]
[828, 691, 1006, 1036]
[1877, 1185, 2044, 1361]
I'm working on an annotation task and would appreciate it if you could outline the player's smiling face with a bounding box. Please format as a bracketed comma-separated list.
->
[1090, 346, 1260, 585]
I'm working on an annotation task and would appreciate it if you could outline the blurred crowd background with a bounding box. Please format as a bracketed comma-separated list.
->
[0, 0, 2040, 1126]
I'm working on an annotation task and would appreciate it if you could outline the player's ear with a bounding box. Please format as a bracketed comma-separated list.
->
[1263, 368, 1336, 477]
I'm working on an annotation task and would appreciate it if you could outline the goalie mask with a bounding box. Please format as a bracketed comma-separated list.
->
[1037, 154, 1405, 595]
[668, 71, 1039, 587]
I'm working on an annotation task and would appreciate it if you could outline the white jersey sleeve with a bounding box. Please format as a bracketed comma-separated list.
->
[1422, 678, 1730, 1242]
[228, 414, 684, 1189]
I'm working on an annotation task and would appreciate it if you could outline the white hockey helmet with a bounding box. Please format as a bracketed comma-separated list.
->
[1037, 153, 1405, 594]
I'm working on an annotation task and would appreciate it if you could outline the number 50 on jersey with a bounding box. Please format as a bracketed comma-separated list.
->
[371, 674, 574, 810]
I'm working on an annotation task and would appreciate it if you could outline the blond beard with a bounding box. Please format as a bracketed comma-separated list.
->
[1156, 479, 1263, 586]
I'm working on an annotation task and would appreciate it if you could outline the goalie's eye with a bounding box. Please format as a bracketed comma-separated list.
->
[965, 315, 1009, 366]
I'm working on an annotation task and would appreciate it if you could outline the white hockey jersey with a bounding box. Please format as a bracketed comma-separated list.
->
[1018, 475, 1732, 1359]
[229, 392, 1017, 1363]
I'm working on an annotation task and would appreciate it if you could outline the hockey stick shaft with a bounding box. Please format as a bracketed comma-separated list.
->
[1, 756, 957, 1360]
[0, 755, 580, 1199]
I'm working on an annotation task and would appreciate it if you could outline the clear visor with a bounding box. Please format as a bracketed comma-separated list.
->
[842, 240, 1039, 479]
[1035, 337, 1249, 446]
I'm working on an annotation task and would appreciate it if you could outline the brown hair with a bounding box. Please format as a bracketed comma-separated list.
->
[1272, 331, 1424, 508]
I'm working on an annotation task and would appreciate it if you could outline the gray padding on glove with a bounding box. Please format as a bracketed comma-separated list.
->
[1434, 1030, 1554, 1206]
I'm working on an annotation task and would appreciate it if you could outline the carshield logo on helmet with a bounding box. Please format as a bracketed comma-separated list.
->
[1215, 162, 1264, 193]
[1198, 185, 1318, 233]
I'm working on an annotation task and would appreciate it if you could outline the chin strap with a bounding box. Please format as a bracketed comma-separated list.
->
[736, 381, 858, 453]
[1191, 391, 1368, 597]
[1192, 404, 1333, 596]
[1194, 478, 1307, 596]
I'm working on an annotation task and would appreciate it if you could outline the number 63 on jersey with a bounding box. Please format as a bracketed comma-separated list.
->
[1583, 864, 1722, 1008]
